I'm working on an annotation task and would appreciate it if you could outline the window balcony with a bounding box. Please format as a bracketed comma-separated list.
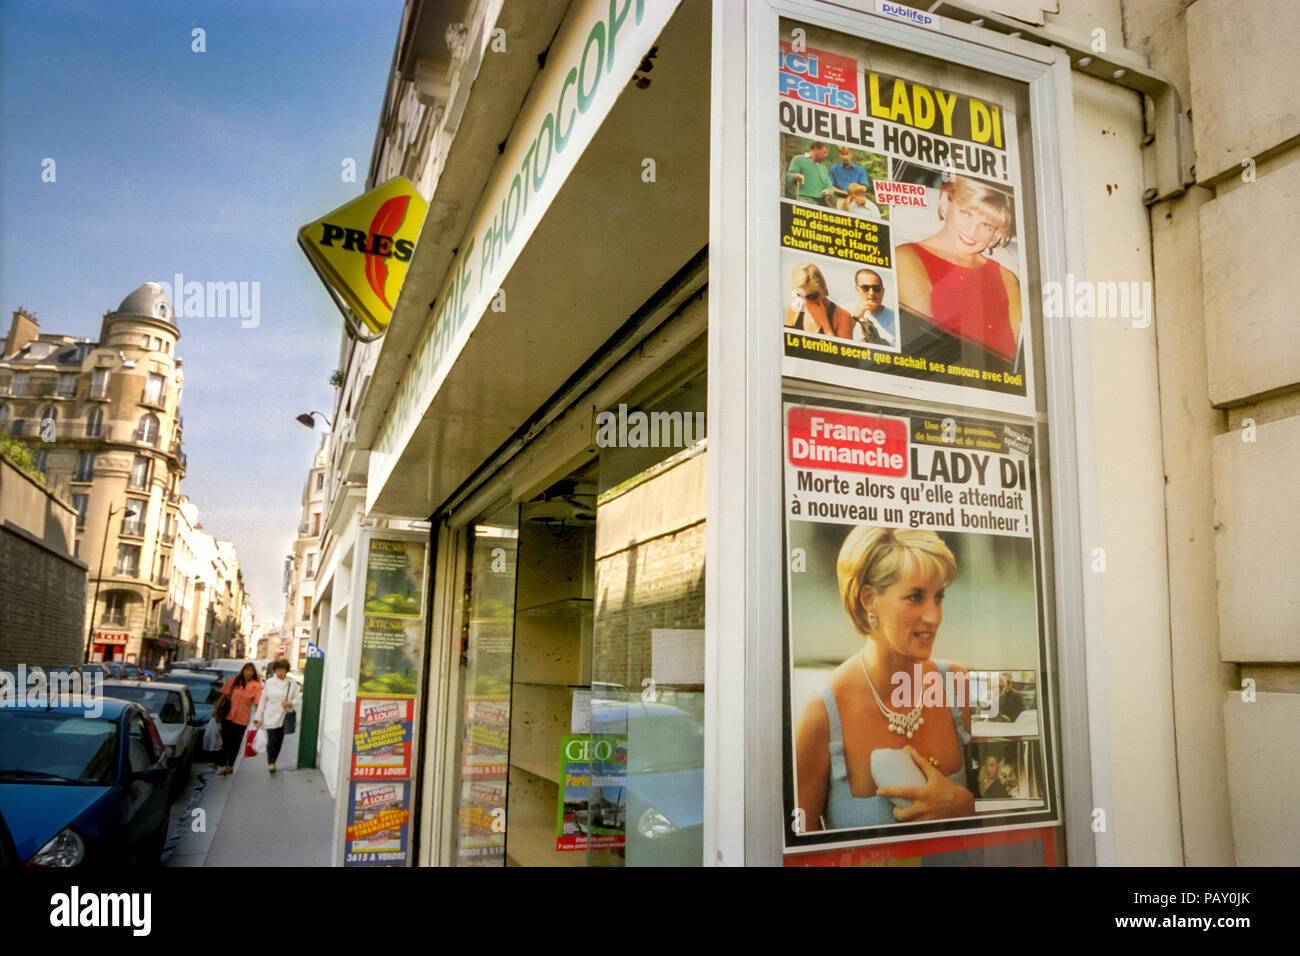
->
[89, 385, 110, 401]
[111, 564, 138, 579]
[101, 611, 127, 626]
[120, 520, 146, 539]
[139, 390, 166, 410]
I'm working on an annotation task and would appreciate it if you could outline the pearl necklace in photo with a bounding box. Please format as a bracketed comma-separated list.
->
[859, 649, 924, 738]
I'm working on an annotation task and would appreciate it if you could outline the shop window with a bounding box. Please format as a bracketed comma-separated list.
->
[450, 504, 519, 866]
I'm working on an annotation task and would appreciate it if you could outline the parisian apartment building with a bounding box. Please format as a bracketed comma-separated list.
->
[279, 433, 328, 669]
[0, 283, 250, 667]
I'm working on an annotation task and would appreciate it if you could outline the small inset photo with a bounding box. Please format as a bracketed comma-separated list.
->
[968, 669, 1038, 737]
[968, 738, 1046, 812]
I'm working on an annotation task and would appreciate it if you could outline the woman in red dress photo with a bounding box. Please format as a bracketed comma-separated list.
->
[895, 176, 1022, 372]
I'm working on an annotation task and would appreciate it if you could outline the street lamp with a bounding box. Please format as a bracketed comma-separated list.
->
[84, 500, 139, 663]
[295, 411, 332, 429]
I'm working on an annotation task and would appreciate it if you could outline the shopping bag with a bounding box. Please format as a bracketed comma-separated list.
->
[202, 718, 221, 752]
[253, 727, 267, 754]
[244, 728, 260, 757]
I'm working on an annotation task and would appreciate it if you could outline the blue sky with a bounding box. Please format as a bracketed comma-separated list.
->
[0, 0, 405, 621]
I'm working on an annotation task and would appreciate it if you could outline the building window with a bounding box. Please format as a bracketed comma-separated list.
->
[86, 406, 103, 437]
[305, 552, 315, 578]
[143, 373, 165, 406]
[9, 372, 28, 396]
[40, 405, 57, 434]
[90, 368, 110, 399]
[151, 337, 162, 352]
[74, 451, 96, 481]
[72, 494, 88, 530]
[129, 455, 151, 490]
[56, 373, 77, 397]
[104, 591, 128, 625]
[32, 450, 48, 473]
[302, 596, 312, 618]
[122, 499, 147, 537]
[115, 544, 140, 578]
[137, 413, 159, 446]
[0, 404, 8, 429]
[312, 512, 321, 535]
[315, 472, 324, 491]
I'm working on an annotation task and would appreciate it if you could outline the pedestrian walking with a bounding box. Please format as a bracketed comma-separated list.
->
[254, 659, 297, 773]
[216, 663, 262, 775]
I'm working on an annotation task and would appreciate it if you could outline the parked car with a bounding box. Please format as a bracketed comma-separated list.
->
[590, 696, 705, 867]
[101, 681, 199, 797]
[79, 663, 106, 681]
[0, 699, 171, 866]
[156, 671, 225, 763]
[207, 659, 269, 680]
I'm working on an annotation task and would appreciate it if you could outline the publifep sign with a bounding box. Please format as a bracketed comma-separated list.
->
[298, 177, 428, 336]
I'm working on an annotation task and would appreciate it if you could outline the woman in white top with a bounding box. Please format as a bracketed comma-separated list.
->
[253, 659, 297, 773]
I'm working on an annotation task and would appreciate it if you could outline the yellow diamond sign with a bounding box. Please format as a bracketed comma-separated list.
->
[298, 177, 428, 336]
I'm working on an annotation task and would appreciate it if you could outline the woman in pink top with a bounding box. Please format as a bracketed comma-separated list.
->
[217, 664, 263, 775]
[895, 176, 1022, 364]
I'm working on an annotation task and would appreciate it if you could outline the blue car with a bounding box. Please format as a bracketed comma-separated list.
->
[591, 695, 705, 867]
[0, 699, 171, 866]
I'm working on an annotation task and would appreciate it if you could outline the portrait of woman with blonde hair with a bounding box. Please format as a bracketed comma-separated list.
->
[794, 526, 975, 831]
[785, 262, 854, 339]
[894, 175, 1022, 372]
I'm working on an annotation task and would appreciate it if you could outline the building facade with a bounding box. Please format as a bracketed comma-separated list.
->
[299, 0, 1298, 867]
[0, 284, 252, 667]
[281, 434, 328, 670]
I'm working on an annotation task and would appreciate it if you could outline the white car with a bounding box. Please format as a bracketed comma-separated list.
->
[101, 680, 200, 798]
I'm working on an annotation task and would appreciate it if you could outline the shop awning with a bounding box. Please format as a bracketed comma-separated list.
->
[360, 1, 709, 519]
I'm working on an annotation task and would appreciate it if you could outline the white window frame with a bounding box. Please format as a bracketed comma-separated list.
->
[707, 0, 1104, 867]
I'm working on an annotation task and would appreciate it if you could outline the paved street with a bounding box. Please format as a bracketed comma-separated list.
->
[165, 734, 334, 867]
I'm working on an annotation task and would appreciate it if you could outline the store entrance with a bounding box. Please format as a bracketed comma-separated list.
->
[449, 373, 708, 867]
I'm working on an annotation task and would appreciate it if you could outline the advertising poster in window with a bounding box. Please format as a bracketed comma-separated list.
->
[351, 698, 414, 779]
[781, 397, 1057, 852]
[556, 735, 627, 851]
[344, 780, 411, 866]
[778, 21, 1035, 415]
[359, 539, 425, 697]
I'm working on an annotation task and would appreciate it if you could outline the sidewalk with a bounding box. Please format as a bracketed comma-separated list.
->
[166, 730, 335, 867]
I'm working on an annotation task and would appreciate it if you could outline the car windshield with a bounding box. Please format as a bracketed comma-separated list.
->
[105, 687, 185, 723]
[161, 676, 221, 718]
[0, 712, 118, 784]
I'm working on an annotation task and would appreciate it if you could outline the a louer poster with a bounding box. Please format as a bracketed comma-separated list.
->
[778, 20, 1036, 416]
[781, 396, 1057, 852]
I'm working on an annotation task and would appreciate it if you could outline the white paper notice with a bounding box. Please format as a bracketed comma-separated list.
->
[570, 690, 592, 734]
[651, 629, 706, 685]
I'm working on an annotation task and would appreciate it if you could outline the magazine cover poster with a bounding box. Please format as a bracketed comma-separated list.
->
[778, 20, 1035, 415]
[782, 397, 1057, 852]
[344, 780, 410, 866]
[351, 697, 414, 779]
[556, 735, 627, 852]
